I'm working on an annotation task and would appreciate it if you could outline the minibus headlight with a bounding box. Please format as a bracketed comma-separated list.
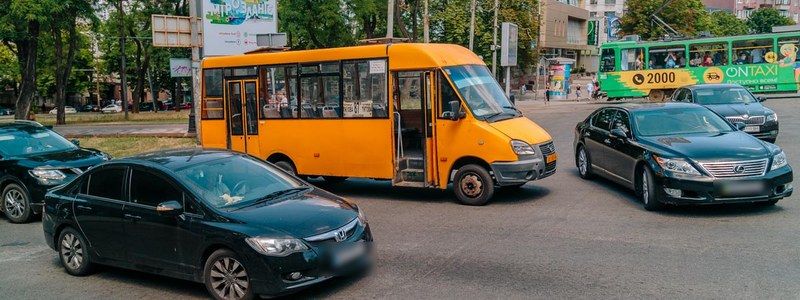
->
[511, 140, 536, 155]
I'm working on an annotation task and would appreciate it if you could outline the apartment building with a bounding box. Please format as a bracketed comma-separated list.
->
[704, 0, 800, 23]
[540, 0, 595, 71]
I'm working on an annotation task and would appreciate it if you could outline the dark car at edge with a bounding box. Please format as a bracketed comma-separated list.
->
[0, 121, 108, 223]
[573, 103, 793, 211]
[42, 149, 372, 300]
[671, 83, 779, 142]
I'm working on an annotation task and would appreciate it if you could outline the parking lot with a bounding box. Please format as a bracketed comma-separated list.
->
[1, 99, 799, 299]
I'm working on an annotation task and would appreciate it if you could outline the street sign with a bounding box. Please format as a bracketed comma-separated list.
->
[170, 58, 192, 77]
[152, 15, 203, 47]
[203, 0, 278, 56]
[500, 22, 518, 67]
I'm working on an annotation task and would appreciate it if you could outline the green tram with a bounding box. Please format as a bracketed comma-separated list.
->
[598, 31, 800, 101]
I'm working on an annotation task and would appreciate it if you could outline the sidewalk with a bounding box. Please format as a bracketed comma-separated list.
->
[53, 123, 193, 138]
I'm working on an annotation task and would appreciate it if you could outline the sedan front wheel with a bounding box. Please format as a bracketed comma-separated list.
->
[204, 249, 253, 300]
[640, 167, 664, 211]
[3, 183, 33, 223]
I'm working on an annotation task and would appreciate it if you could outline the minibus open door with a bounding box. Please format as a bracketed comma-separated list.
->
[392, 70, 436, 188]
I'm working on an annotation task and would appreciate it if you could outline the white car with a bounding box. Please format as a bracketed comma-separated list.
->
[101, 104, 123, 113]
[49, 106, 77, 114]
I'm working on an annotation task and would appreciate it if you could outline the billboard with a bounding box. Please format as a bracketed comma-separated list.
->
[202, 0, 278, 56]
[500, 22, 518, 67]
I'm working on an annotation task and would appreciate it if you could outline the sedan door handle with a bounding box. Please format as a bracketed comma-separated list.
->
[76, 205, 92, 211]
[124, 214, 142, 220]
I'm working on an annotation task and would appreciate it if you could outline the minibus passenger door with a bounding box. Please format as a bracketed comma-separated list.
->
[243, 80, 261, 157]
[227, 80, 246, 153]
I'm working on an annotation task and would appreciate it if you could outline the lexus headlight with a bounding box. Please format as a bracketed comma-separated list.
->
[246, 237, 308, 257]
[654, 156, 701, 176]
[511, 140, 536, 155]
[29, 169, 66, 184]
[771, 151, 788, 171]
[766, 112, 778, 122]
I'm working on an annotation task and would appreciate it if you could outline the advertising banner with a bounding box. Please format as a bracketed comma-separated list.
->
[203, 0, 278, 56]
[170, 58, 192, 77]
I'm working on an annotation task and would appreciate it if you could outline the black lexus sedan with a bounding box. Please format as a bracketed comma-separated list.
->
[0, 121, 108, 223]
[574, 103, 793, 211]
[42, 149, 372, 300]
[671, 84, 779, 142]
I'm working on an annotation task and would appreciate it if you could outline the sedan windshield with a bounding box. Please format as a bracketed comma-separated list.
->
[444, 65, 518, 121]
[633, 107, 734, 137]
[0, 127, 77, 157]
[175, 155, 306, 209]
[694, 87, 757, 105]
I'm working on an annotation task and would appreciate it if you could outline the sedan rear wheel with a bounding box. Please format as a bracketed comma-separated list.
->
[205, 249, 253, 300]
[3, 183, 33, 223]
[59, 227, 93, 276]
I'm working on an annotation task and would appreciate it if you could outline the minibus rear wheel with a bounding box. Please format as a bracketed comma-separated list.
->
[274, 160, 297, 175]
[453, 164, 494, 206]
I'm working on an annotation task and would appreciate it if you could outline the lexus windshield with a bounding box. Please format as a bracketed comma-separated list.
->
[0, 127, 77, 157]
[694, 87, 757, 105]
[444, 65, 519, 121]
[634, 107, 734, 137]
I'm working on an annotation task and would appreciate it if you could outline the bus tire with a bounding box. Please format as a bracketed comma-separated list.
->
[273, 160, 297, 176]
[453, 164, 494, 206]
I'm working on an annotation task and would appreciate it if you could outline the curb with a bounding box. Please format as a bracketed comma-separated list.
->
[61, 132, 197, 138]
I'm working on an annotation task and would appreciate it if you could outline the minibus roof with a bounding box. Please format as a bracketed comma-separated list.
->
[202, 43, 485, 70]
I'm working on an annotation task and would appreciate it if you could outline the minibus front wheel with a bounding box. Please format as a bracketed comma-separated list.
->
[453, 164, 495, 206]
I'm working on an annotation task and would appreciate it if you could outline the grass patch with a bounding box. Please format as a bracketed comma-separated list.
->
[34, 111, 189, 126]
[78, 136, 198, 158]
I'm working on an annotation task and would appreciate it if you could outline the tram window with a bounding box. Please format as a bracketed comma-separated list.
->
[732, 39, 773, 64]
[620, 48, 644, 71]
[777, 37, 800, 64]
[648, 46, 686, 69]
[689, 43, 728, 67]
[600, 49, 616, 72]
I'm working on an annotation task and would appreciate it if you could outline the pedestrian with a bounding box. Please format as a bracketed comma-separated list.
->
[544, 82, 551, 104]
[586, 82, 594, 100]
[576, 85, 582, 100]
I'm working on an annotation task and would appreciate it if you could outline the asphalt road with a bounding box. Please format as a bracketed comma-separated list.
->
[2, 99, 800, 299]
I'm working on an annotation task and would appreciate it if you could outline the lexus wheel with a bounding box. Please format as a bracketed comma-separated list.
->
[204, 249, 253, 300]
[640, 167, 664, 211]
[3, 183, 33, 223]
[453, 164, 494, 206]
[59, 227, 93, 276]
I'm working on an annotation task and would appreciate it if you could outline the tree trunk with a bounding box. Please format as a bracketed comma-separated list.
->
[51, 16, 79, 125]
[14, 20, 40, 120]
[395, 1, 412, 39]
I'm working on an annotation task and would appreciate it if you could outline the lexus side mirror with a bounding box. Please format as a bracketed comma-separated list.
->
[449, 100, 465, 120]
[757, 96, 766, 102]
[71, 139, 80, 146]
[610, 128, 629, 140]
[734, 122, 747, 130]
[156, 200, 183, 215]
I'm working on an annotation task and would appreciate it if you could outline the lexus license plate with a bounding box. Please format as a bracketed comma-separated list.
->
[744, 126, 760, 133]
[720, 181, 765, 197]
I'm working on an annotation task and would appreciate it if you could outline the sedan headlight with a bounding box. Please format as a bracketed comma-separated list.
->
[29, 169, 66, 183]
[511, 140, 536, 155]
[771, 151, 788, 171]
[357, 206, 368, 225]
[246, 237, 308, 257]
[766, 112, 778, 122]
[654, 156, 702, 176]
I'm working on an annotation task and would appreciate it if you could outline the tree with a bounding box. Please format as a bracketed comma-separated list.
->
[747, 8, 795, 34]
[279, 0, 355, 49]
[619, 0, 714, 40]
[710, 11, 749, 37]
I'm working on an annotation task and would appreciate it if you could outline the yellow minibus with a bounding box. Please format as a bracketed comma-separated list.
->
[200, 43, 556, 205]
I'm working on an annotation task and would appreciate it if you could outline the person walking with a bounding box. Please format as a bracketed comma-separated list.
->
[586, 82, 594, 101]
[576, 85, 582, 100]
[544, 82, 551, 105]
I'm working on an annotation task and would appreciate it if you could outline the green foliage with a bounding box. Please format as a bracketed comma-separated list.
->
[747, 8, 795, 34]
[619, 0, 713, 40]
[709, 11, 749, 37]
[0, 47, 19, 88]
[279, 0, 356, 49]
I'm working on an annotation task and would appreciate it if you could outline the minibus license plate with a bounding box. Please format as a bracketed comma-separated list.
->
[719, 181, 765, 197]
[546, 154, 557, 164]
[744, 126, 760, 133]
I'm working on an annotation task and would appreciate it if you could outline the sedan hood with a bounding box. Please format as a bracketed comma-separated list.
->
[638, 131, 771, 161]
[228, 189, 358, 239]
[18, 148, 107, 169]
[704, 103, 769, 117]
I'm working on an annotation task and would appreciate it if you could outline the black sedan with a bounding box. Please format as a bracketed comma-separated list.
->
[671, 84, 778, 142]
[573, 103, 793, 211]
[0, 121, 108, 223]
[42, 149, 372, 299]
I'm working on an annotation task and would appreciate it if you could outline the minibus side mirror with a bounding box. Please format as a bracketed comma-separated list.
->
[449, 100, 465, 120]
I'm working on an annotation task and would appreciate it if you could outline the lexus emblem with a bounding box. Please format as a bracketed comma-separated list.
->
[334, 229, 347, 242]
[742, 114, 749, 120]
[733, 165, 746, 174]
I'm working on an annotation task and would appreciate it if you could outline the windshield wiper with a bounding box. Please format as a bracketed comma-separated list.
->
[502, 106, 523, 115]
[231, 186, 311, 210]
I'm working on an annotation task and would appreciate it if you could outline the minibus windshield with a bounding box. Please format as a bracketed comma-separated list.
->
[444, 65, 519, 122]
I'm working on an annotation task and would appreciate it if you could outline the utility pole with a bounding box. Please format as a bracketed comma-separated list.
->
[387, 0, 395, 38]
[189, 0, 201, 138]
[119, 0, 128, 120]
[423, 0, 430, 43]
[491, 0, 498, 77]
[469, 0, 476, 51]
[534, 0, 543, 102]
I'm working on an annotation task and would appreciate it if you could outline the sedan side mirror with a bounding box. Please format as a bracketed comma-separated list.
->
[71, 139, 80, 146]
[156, 200, 183, 215]
[734, 122, 747, 130]
[449, 100, 465, 120]
[757, 96, 766, 102]
[610, 128, 629, 140]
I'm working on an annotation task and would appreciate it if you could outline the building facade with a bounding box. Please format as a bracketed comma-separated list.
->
[540, 0, 595, 71]
[704, 0, 800, 23]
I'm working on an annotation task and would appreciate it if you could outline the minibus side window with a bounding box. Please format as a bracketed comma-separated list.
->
[342, 59, 388, 118]
[260, 66, 296, 119]
[202, 69, 224, 120]
[299, 63, 341, 118]
[438, 71, 460, 119]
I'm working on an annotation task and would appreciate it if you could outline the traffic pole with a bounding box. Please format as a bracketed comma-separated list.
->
[189, 0, 201, 141]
